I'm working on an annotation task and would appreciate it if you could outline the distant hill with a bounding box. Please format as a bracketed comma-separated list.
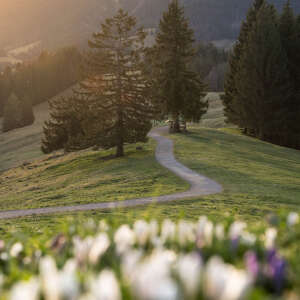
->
[0, 0, 299, 50]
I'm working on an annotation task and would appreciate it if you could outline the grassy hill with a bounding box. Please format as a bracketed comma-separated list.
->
[0, 93, 300, 239]
[0, 88, 77, 173]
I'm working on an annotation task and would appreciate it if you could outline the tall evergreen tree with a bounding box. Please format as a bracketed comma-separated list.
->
[279, 0, 300, 147]
[153, 0, 207, 133]
[235, 3, 292, 141]
[42, 10, 155, 157]
[222, 0, 265, 129]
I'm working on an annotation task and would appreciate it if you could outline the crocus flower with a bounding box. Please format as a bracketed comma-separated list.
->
[229, 221, 247, 240]
[90, 269, 121, 300]
[131, 250, 178, 300]
[176, 252, 203, 297]
[39, 256, 60, 300]
[215, 224, 225, 241]
[10, 242, 23, 258]
[245, 251, 259, 279]
[240, 232, 256, 246]
[121, 249, 143, 281]
[73, 236, 94, 264]
[264, 228, 277, 250]
[10, 278, 40, 300]
[204, 256, 252, 300]
[161, 219, 176, 244]
[287, 212, 299, 227]
[134, 220, 150, 246]
[197, 217, 214, 248]
[88, 233, 110, 264]
[266, 249, 286, 294]
[114, 225, 135, 254]
[177, 220, 196, 246]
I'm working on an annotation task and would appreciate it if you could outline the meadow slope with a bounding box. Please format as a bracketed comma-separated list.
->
[0, 93, 299, 238]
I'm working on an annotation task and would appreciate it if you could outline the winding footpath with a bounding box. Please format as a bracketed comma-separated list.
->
[0, 127, 222, 220]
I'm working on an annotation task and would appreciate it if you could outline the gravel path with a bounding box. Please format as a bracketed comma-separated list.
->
[0, 127, 222, 219]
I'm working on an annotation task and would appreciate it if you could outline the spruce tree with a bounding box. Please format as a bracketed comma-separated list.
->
[42, 10, 155, 157]
[222, 0, 265, 130]
[279, 1, 300, 148]
[235, 3, 292, 142]
[153, 0, 207, 133]
[2, 93, 22, 132]
[42, 95, 89, 153]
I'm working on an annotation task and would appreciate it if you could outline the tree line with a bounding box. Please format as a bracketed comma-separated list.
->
[42, 0, 208, 156]
[223, 0, 300, 149]
[0, 47, 81, 132]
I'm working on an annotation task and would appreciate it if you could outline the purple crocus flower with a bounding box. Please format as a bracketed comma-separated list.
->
[245, 251, 259, 279]
[266, 249, 286, 293]
[230, 236, 240, 253]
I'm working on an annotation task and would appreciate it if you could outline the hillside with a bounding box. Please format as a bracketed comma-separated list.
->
[0, 92, 222, 173]
[0, 93, 299, 221]
[0, 87, 77, 173]
[1, 0, 299, 51]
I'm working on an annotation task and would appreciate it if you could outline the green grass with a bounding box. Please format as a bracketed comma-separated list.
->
[1, 92, 300, 239]
[0, 139, 188, 210]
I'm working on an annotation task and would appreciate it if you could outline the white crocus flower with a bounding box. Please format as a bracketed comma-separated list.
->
[264, 228, 277, 249]
[134, 220, 150, 246]
[10, 278, 40, 300]
[10, 243, 23, 258]
[215, 224, 225, 241]
[114, 225, 135, 254]
[88, 233, 110, 264]
[131, 250, 178, 300]
[196, 217, 214, 247]
[176, 252, 203, 297]
[229, 221, 247, 240]
[73, 236, 94, 264]
[40, 257, 79, 300]
[287, 212, 299, 227]
[39, 256, 60, 300]
[59, 260, 79, 300]
[240, 232, 256, 246]
[149, 220, 159, 242]
[161, 219, 176, 244]
[90, 269, 121, 300]
[121, 249, 143, 281]
[204, 256, 252, 300]
[178, 220, 196, 246]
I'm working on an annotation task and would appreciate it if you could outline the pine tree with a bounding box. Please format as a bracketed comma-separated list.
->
[153, 0, 207, 133]
[279, 1, 300, 148]
[222, 0, 265, 130]
[2, 93, 22, 132]
[235, 3, 292, 142]
[42, 10, 155, 157]
[42, 95, 89, 153]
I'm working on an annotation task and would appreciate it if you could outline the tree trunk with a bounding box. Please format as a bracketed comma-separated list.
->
[116, 141, 124, 157]
[173, 113, 181, 133]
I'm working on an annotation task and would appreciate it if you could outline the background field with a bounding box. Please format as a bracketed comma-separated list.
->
[0, 92, 299, 239]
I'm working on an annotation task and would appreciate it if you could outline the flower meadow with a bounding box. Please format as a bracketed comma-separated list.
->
[0, 213, 299, 300]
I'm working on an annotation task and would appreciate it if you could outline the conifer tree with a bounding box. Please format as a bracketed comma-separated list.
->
[235, 3, 291, 141]
[279, 0, 300, 147]
[42, 10, 155, 157]
[153, 0, 207, 133]
[222, 0, 265, 130]
[2, 93, 22, 132]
